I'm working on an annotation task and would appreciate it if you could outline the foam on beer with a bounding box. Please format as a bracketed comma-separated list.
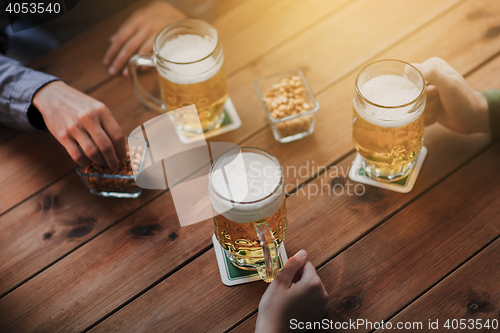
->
[158, 34, 223, 85]
[356, 74, 423, 128]
[209, 152, 284, 223]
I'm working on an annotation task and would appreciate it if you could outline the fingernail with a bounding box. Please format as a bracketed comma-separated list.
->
[109, 67, 116, 75]
[103, 58, 109, 65]
[296, 250, 307, 257]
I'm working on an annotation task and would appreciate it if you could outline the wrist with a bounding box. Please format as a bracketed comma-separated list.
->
[33, 81, 65, 116]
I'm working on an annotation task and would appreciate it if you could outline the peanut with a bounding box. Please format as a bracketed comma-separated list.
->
[83, 146, 143, 194]
[263, 75, 315, 138]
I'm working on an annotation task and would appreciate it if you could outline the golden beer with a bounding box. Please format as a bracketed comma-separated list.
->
[209, 148, 287, 282]
[157, 32, 228, 133]
[129, 19, 228, 133]
[353, 60, 426, 182]
[158, 66, 227, 133]
[213, 198, 287, 268]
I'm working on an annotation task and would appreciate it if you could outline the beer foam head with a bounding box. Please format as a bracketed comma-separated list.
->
[209, 152, 284, 223]
[157, 34, 222, 85]
[356, 74, 423, 127]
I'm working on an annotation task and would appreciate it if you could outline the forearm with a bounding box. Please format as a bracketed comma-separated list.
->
[483, 89, 500, 142]
[0, 55, 60, 131]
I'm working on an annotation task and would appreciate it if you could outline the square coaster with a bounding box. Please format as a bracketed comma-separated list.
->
[348, 146, 427, 193]
[173, 97, 241, 144]
[212, 234, 288, 286]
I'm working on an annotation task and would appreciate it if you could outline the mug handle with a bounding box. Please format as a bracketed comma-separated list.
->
[128, 54, 164, 113]
[253, 220, 279, 282]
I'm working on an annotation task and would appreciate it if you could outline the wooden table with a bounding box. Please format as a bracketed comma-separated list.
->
[1, 0, 500, 332]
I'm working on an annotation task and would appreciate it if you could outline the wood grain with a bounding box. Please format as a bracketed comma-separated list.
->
[314, 144, 500, 333]
[2, 0, 499, 332]
[0, 0, 351, 215]
[0, 190, 216, 332]
[28, 0, 349, 94]
[216, 0, 465, 144]
[377, 237, 500, 333]
[91, 249, 266, 333]
[237, 0, 500, 189]
[0, 174, 161, 296]
[377, 239, 500, 332]
[214, 0, 352, 74]
[0, 0, 479, 293]
[230, 145, 500, 333]
[0, 76, 159, 216]
[87, 127, 492, 333]
[28, 1, 147, 92]
[0, 0, 471, 215]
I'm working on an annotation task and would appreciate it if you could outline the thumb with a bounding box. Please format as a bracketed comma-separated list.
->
[274, 250, 308, 287]
[300, 262, 328, 296]
[416, 57, 457, 90]
[411, 62, 423, 73]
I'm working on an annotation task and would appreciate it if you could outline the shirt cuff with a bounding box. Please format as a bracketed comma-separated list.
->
[483, 89, 500, 142]
[9, 68, 60, 131]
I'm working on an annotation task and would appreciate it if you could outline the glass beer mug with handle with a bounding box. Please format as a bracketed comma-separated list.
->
[129, 19, 228, 134]
[353, 59, 426, 182]
[208, 148, 288, 282]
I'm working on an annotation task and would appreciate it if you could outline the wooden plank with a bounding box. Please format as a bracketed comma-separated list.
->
[0, 110, 488, 332]
[0, 0, 351, 214]
[217, 0, 466, 144]
[0, 0, 496, 326]
[0, 174, 161, 297]
[0, 0, 496, 328]
[0, 76, 159, 216]
[89, 144, 500, 333]
[377, 237, 500, 333]
[214, 0, 351, 73]
[1, 3, 148, 146]
[0, 191, 216, 332]
[28, 1, 147, 92]
[0, 0, 474, 290]
[0, 0, 470, 214]
[314, 145, 500, 332]
[381, 0, 500, 72]
[29, 0, 349, 93]
[93, 249, 265, 333]
[0, 0, 359, 296]
[237, 0, 500, 189]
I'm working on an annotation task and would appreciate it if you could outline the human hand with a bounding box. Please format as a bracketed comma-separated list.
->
[255, 250, 328, 333]
[413, 57, 490, 134]
[33, 81, 126, 169]
[103, 1, 186, 76]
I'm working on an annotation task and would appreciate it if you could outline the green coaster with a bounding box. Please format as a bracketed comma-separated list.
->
[348, 146, 427, 193]
[173, 97, 242, 144]
[212, 234, 288, 286]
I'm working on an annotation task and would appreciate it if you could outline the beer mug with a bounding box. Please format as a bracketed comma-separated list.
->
[353, 59, 426, 182]
[208, 148, 287, 282]
[129, 19, 228, 134]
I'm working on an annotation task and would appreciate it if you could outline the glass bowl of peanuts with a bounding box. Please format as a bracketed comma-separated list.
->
[76, 137, 147, 198]
[254, 69, 320, 143]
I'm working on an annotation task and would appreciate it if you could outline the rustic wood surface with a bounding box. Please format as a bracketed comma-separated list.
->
[1, 0, 499, 332]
